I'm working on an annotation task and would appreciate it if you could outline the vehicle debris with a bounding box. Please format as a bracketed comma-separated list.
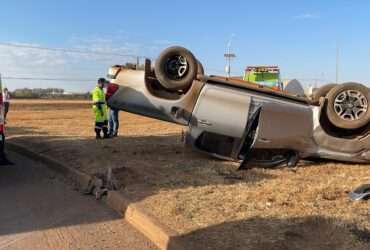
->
[84, 168, 120, 200]
[349, 184, 370, 201]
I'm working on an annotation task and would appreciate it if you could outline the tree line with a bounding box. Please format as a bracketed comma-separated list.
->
[11, 88, 90, 99]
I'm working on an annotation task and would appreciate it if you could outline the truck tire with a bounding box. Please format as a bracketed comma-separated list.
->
[154, 46, 198, 91]
[326, 82, 370, 130]
[197, 60, 204, 76]
[312, 83, 337, 103]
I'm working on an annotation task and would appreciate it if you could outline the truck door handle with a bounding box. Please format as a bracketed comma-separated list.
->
[259, 138, 271, 143]
[198, 119, 212, 126]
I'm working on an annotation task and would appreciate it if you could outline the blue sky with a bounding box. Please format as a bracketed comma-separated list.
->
[1, 0, 370, 91]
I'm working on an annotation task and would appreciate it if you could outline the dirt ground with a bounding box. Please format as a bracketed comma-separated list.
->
[7, 99, 370, 249]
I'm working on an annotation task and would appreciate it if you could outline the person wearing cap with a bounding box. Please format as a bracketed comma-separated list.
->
[92, 78, 109, 139]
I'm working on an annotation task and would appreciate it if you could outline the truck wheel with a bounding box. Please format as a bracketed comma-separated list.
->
[155, 46, 198, 91]
[197, 60, 204, 76]
[312, 83, 337, 103]
[326, 82, 370, 130]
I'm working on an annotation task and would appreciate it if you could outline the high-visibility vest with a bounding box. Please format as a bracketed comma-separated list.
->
[92, 86, 105, 103]
[92, 86, 108, 122]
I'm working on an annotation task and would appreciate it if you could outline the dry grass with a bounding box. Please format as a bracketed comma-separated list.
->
[7, 100, 370, 249]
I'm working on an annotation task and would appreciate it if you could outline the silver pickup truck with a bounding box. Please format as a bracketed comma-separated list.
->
[106, 46, 370, 168]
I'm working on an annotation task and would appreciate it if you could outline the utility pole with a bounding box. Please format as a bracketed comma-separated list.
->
[136, 56, 140, 70]
[224, 34, 236, 78]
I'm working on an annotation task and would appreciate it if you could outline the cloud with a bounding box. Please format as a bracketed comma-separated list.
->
[68, 36, 141, 57]
[293, 13, 319, 20]
[0, 39, 142, 92]
[0, 43, 104, 92]
[0, 34, 177, 92]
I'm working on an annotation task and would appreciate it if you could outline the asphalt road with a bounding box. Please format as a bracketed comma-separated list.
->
[0, 151, 157, 250]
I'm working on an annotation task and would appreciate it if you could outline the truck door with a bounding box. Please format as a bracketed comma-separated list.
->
[189, 84, 251, 159]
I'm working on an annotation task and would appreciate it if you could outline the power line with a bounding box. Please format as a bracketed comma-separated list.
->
[0, 42, 143, 58]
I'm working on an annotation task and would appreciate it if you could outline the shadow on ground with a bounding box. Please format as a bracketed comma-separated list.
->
[0, 134, 273, 236]
[0, 151, 122, 237]
[169, 216, 370, 250]
[7, 133, 278, 202]
[5, 133, 369, 249]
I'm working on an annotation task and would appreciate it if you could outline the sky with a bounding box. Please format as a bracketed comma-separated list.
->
[1, 0, 370, 92]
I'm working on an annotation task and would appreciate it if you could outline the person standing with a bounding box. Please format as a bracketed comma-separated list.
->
[108, 108, 119, 137]
[0, 79, 11, 165]
[3, 88, 10, 121]
[92, 78, 109, 139]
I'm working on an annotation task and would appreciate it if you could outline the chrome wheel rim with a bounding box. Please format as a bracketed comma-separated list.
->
[165, 55, 188, 80]
[334, 90, 368, 121]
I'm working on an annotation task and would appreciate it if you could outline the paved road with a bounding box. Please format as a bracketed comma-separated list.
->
[0, 151, 157, 250]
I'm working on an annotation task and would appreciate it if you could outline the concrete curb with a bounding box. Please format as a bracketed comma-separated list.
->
[7, 140, 182, 250]
[105, 191, 183, 250]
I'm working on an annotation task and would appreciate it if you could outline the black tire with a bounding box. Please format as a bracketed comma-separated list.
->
[197, 60, 204, 76]
[312, 83, 337, 103]
[326, 82, 370, 130]
[154, 46, 198, 91]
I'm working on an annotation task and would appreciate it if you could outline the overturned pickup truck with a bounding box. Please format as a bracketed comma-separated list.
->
[106, 46, 370, 168]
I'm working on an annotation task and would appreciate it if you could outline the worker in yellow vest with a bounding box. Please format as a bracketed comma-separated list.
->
[92, 78, 109, 139]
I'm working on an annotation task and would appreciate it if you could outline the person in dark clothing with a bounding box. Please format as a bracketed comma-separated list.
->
[3, 88, 10, 121]
[0, 87, 12, 165]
